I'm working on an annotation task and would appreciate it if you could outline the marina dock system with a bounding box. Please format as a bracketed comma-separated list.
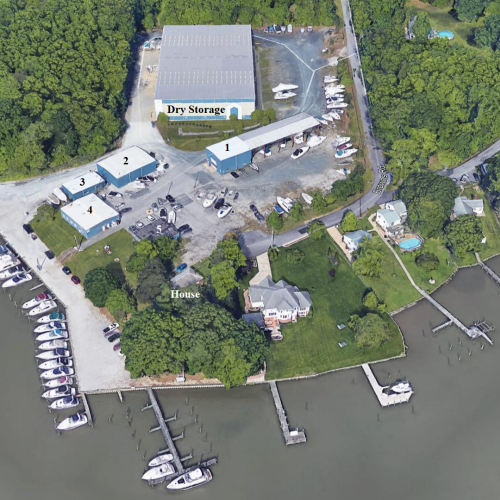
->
[361, 364, 413, 407]
[432, 320, 454, 333]
[269, 381, 306, 445]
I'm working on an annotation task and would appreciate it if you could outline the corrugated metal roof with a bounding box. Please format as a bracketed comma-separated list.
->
[62, 172, 104, 195]
[97, 147, 155, 179]
[206, 137, 250, 161]
[155, 25, 255, 101]
[61, 194, 118, 231]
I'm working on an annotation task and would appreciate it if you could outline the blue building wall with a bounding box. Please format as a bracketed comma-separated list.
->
[61, 180, 106, 201]
[96, 161, 157, 188]
[61, 212, 120, 239]
[206, 149, 252, 175]
[169, 115, 251, 122]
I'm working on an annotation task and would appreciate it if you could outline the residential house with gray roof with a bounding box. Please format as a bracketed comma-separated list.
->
[452, 196, 484, 218]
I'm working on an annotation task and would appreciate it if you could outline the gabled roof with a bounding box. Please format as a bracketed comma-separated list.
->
[170, 267, 203, 288]
[344, 230, 371, 245]
[453, 196, 484, 217]
[62, 172, 104, 195]
[377, 208, 401, 225]
[248, 276, 312, 311]
[387, 200, 407, 216]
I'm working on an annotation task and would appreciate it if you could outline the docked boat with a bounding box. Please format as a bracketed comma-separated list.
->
[28, 300, 57, 316]
[316, 117, 329, 125]
[274, 91, 296, 100]
[389, 380, 412, 394]
[328, 111, 341, 120]
[167, 467, 213, 491]
[321, 114, 334, 122]
[335, 148, 358, 159]
[333, 137, 351, 147]
[37, 311, 65, 324]
[34, 321, 67, 333]
[40, 366, 74, 380]
[43, 376, 73, 389]
[50, 395, 79, 411]
[36, 329, 68, 342]
[39, 358, 73, 371]
[277, 197, 293, 214]
[41, 385, 76, 399]
[307, 135, 326, 148]
[36, 348, 71, 360]
[203, 194, 216, 208]
[38, 339, 68, 351]
[148, 453, 174, 467]
[217, 204, 232, 219]
[0, 264, 27, 280]
[2, 273, 32, 288]
[142, 464, 176, 482]
[168, 210, 176, 224]
[271, 83, 298, 93]
[327, 102, 348, 109]
[0, 254, 21, 272]
[22, 292, 53, 310]
[56, 412, 88, 431]
[302, 193, 313, 205]
[291, 146, 310, 160]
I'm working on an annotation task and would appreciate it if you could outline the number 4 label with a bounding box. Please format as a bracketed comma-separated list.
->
[87, 206, 92, 214]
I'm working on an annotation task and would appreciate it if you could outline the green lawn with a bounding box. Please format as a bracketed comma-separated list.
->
[359, 235, 421, 311]
[265, 236, 405, 379]
[31, 210, 84, 257]
[65, 229, 137, 287]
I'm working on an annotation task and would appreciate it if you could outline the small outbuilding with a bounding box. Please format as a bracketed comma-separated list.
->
[343, 230, 372, 251]
[61, 194, 120, 239]
[97, 147, 157, 188]
[170, 267, 204, 289]
[61, 171, 106, 201]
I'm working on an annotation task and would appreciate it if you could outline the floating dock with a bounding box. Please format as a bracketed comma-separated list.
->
[269, 381, 306, 445]
[361, 364, 413, 407]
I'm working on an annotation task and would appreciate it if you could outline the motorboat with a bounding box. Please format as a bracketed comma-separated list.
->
[337, 143, 353, 151]
[389, 380, 413, 394]
[217, 204, 232, 219]
[316, 117, 329, 125]
[335, 148, 358, 159]
[326, 97, 345, 104]
[167, 467, 213, 491]
[2, 272, 31, 288]
[103, 322, 119, 334]
[302, 193, 313, 205]
[148, 453, 174, 467]
[271, 83, 298, 93]
[327, 102, 348, 109]
[257, 147, 271, 157]
[34, 321, 67, 333]
[36, 329, 68, 342]
[274, 204, 284, 215]
[0, 264, 27, 280]
[328, 111, 341, 120]
[168, 211, 176, 224]
[277, 197, 294, 214]
[141, 463, 176, 482]
[325, 83, 345, 89]
[307, 135, 326, 148]
[43, 376, 73, 389]
[47, 194, 61, 206]
[56, 412, 88, 431]
[249, 163, 259, 172]
[53, 187, 67, 203]
[294, 134, 304, 144]
[159, 207, 167, 219]
[41, 385, 75, 399]
[203, 194, 216, 208]
[321, 114, 334, 122]
[38, 358, 73, 371]
[38, 339, 68, 351]
[129, 180, 146, 189]
[291, 146, 310, 160]
[36, 348, 71, 360]
[22, 292, 54, 310]
[323, 75, 338, 83]
[0, 254, 21, 272]
[40, 366, 74, 380]
[37, 312, 65, 324]
[334, 137, 351, 147]
[28, 300, 57, 316]
[50, 395, 79, 411]
[274, 91, 296, 100]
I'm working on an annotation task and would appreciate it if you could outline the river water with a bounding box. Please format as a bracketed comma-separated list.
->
[2, 255, 500, 499]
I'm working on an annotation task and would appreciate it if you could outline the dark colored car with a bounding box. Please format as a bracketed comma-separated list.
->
[233, 192, 239, 200]
[166, 194, 175, 203]
[107, 332, 121, 343]
[71, 275, 81, 284]
[255, 212, 265, 222]
[128, 225, 137, 232]
[175, 263, 187, 273]
[230, 171, 239, 179]
[23, 224, 34, 234]
[249, 204, 257, 212]
[177, 224, 192, 235]
[473, 172, 480, 182]
[214, 198, 225, 209]
[45, 250, 55, 260]
[62, 266, 71, 275]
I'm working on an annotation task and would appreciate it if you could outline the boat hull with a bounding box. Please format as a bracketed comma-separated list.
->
[56, 413, 87, 431]
[37, 312, 65, 324]
[29, 301, 58, 316]
[43, 376, 73, 388]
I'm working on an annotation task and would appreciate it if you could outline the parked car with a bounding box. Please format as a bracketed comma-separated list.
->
[256, 212, 265, 222]
[249, 204, 257, 213]
[307, 26, 313, 32]
[234, 192, 240, 200]
[108, 191, 123, 198]
[175, 263, 187, 274]
[23, 224, 34, 234]
[177, 224, 192, 235]
[71, 276, 80, 285]
[473, 173, 480, 182]
[152, 202, 158, 212]
[107, 332, 120, 343]
[115, 203, 125, 210]
[230, 171, 239, 179]
[326, 28, 334, 35]
[214, 198, 225, 210]
[129, 225, 137, 232]
[274, 24, 281, 34]
[120, 207, 132, 214]
[460, 174, 469, 184]
[62, 266, 71, 275]
[172, 203, 182, 211]
[45, 251, 55, 260]
[166, 194, 175, 203]
[103, 323, 119, 334]
[136, 221, 144, 228]
[281, 24, 286, 33]
[157, 198, 164, 205]
[147, 215, 156, 222]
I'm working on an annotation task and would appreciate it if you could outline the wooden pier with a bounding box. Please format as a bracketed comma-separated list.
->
[81, 393, 93, 426]
[432, 320, 453, 333]
[361, 364, 413, 407]
[476, 253, 500, 285]
[269, 381, 306, 445]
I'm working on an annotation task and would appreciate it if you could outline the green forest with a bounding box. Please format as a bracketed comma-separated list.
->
[350, 0, 500, 182]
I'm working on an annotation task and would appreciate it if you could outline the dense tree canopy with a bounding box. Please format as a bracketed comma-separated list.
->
[136, 257, 167, 302]
[83, 267, 121, 307]
[444, 214, 484, 257]
[340, 210, 358, 233]
[454, 0, 490, 22]
[474, 14, 500, 50]
[105, 288, 136, 320]
[352, 237, 383, 277]
[349, 313, 392, 349]
[307, 221, 328, 240]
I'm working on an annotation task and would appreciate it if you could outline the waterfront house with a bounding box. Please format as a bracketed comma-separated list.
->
[170, 267, 204, 289]
[248, 276, 312, 323]
[343, 230, 372, 252]
[452, 196, 484, 218]
[376, 209, 403, 235]
[385, 200, 407, 223]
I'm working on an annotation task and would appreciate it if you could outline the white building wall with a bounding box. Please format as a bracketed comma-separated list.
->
[155, 100, 255, 120]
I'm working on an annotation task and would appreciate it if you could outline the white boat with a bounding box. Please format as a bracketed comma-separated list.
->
[325, 83, 345, 89]
[326, 97, 345, 104]
[167, 467, 213, 491]
[37, 312, 66, 324]
[271, 83, 298, 93]
[141, 463, 176, 482]
[325, 86, 345, 93]
[36, 348, 71, 360]
[307, 136, 326, 148]
[293, 133, 304, 144]
[333, 137, 351, 147]
[0, 265, 27, 280]
[28, 300, 57, 316]
[39, 358, 73, 371]
[50, 395, 79, 410]
[40, 366, 74, 380]
[325, 90, 345, 97]
[302, 193, 313, 205]
[168, 211, 176, 224]
[22, 292, 53, 310]
[274, 91, 297, 100]
[148, 453, 174, 467]
[321, 114, 334, 122]
[323, 75, 338, 83]
[328, 111, 341, 120]
[249, 163, 259, 172]
[56, 412, 88, 431]
[129, 180, 146, 189]
[277, 197, 293, 213]
[389, 380, 413, 394]
[203, 194, 216, 208]
[42, 385, 75, 399]
[47, 194, 61, 206]
[337, 143, 353, 151]
[34, 321, 67, 333]
[53, 187, 68, 203]
[2, 273, 32, 288]
[316, 117, 329, 125]
[327, 102, 348, 109]
[43, 376, 73, 389]
[335, 148, 358, 159]
[36, 329, 69, 342]
[291, 146, 310, 160]
[38, 340, 68, 351]
[217, 204, 232, 219]
[0, 254, 21, 272]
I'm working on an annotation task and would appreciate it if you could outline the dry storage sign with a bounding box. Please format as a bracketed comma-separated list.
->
[165, 105, 226, 116]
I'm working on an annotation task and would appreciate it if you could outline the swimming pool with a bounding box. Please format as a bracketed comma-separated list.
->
[437, 30, 454, 40]
[399, 238, 421, 251]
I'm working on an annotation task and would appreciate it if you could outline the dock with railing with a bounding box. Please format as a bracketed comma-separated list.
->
[361, 364, 413, 407]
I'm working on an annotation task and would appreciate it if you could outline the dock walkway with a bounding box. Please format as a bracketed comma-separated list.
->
[361, 364, 413, 407]
[476, 253, 500, 285]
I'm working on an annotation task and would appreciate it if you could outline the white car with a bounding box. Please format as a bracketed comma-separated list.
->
[146, 215, 156, 222]
[291, 146, 310, 160]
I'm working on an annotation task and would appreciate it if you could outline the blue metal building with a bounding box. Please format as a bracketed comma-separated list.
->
[206, 138, 252, 175]
[97, 146, 157, 188]
[60, 172, 106, 201]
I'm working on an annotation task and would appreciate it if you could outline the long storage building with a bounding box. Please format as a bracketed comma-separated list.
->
[61, 172, 106, 201]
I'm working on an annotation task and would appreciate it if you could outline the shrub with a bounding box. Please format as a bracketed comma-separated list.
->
[286, 248, 305, 264]
[329, 269, 336, 278]
[268, 246, 279, 261]
[415, 252, 439, 272]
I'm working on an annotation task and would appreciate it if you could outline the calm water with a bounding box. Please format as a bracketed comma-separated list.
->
[2, 255, 500, 499]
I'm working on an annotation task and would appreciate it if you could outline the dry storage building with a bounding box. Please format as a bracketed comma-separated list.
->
[154, 25, 256, 121]
[60, 172, 106, 201]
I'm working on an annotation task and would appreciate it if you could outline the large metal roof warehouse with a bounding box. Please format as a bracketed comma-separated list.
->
[206, 112, 319, 174]
[96, 146, 157, 188]
[60, 171, 106, 201]
[61, 194, 120, 239]
[154, 25, 256, 122]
